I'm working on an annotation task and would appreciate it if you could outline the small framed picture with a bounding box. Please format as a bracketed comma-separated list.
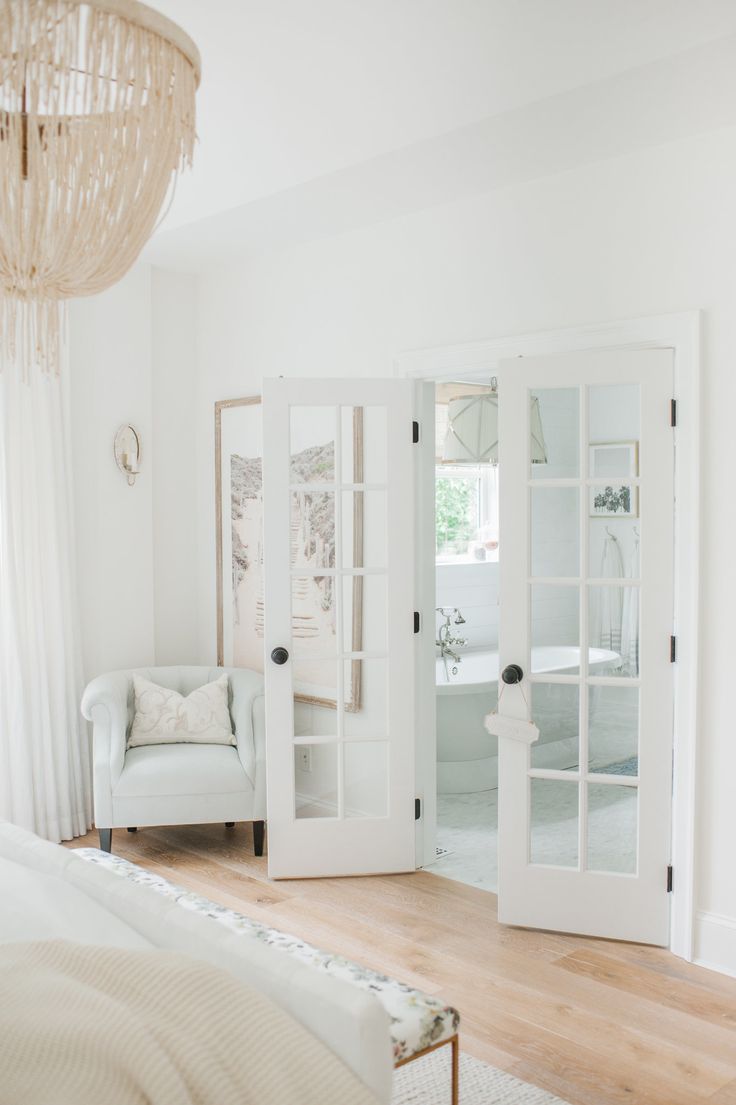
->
[589, 441, 639, 517]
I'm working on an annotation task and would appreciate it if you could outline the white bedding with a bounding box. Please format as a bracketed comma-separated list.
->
[0, 823, 393, 1104]
[0, 855, 151, 948]
[0, 940, 381, 1105]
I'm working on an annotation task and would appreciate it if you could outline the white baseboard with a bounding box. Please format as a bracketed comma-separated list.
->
[693, 910, 736, 979]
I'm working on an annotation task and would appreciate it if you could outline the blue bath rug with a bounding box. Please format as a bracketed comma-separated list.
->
[600, 756, 639, 776]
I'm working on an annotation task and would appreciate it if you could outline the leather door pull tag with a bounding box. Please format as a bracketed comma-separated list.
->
[484, 713, 540, 745]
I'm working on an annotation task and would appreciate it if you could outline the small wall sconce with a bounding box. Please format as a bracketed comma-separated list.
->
[114, 424, 141, 486]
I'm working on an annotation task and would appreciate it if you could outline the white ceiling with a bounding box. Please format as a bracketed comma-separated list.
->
[149, 0, 736, 257]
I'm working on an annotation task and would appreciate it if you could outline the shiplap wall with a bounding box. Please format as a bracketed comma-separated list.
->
[435, 562, 499, 649]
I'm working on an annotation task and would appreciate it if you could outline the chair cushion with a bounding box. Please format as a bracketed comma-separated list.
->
[113, 744, 251, 799]
[128, 674, 235, 748]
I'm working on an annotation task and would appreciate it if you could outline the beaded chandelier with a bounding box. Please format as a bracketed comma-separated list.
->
[0, 0, 200, 373]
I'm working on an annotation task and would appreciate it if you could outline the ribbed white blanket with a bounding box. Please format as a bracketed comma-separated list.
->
[0, 941, 381, 1105]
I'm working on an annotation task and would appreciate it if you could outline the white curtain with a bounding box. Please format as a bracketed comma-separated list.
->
[0, 350, 91, 841]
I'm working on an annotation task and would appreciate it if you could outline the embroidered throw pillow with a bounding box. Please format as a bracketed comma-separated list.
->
[128, 674, 235, 748]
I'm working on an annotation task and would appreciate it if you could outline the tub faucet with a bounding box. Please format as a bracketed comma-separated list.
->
[436, 607, 468, 664]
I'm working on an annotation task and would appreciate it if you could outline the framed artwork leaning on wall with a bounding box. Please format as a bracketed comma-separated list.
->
[215, 396, 364, 711]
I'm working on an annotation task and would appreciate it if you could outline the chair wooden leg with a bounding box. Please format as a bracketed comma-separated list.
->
[98, 828, 112, 853]
[127, 827, 137, 833]
[253, 820, 265, 856]
[225, 822, 235, 828]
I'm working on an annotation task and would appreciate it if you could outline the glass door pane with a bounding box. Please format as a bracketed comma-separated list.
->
[526, 381, 643, 873]
[290, 404, 391, 823]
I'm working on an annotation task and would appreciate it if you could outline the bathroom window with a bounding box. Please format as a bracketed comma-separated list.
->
[435, 381, 499, 565]
[435, 464, 499, 564]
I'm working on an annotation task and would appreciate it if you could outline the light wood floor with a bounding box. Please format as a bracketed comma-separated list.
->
[65, 824, 736, 1105]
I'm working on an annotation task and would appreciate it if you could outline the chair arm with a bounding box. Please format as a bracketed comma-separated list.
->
[226, 668, 265, 789]
[251, 692, 267, 819]
[81, 671, 132, 820]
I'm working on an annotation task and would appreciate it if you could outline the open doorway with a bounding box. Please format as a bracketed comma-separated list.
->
[428, 379, 502, 890]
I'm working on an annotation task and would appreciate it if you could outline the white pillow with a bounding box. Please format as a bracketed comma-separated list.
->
[0, 856, 152, 948]
[128, 674, 235, 748]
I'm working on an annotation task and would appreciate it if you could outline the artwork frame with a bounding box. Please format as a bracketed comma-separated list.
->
[588, 441, 639, 517]
[215, 396, 363, 711]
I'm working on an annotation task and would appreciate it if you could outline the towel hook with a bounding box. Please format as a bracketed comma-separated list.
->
[605, 526, 618, 540]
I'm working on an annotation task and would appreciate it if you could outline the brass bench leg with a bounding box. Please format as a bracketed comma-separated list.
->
[394, 1034, 459, 1104]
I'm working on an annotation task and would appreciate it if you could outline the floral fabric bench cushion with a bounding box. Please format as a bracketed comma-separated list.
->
[74, 849, 459, 1063]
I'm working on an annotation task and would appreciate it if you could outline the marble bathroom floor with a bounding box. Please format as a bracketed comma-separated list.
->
[427, 784, 637, 892]
[427, 790, 499, 891]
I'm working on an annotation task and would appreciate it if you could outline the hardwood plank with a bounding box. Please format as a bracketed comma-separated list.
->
[710, 1079, 736, 1104]
[590, 939, 736, 1000]
[455, 1007, 711, 1105]
[448, 976, 733, 1099]
[558, 948, 736, 1030]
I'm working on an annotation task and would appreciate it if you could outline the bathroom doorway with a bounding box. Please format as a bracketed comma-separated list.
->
[430, 378, 502, 890]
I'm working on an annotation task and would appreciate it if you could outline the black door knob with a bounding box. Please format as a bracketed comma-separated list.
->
[501, 664, 524, 685]
[270, 647, 289, 665]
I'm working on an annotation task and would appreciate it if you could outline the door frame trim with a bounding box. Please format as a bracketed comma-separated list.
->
[396, 310, 701, 961]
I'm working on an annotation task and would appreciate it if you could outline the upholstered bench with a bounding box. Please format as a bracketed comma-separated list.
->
[76, 849, 460, 1102]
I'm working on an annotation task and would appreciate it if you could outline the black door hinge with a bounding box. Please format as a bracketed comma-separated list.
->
[412, 420, 420, 444]
[414, 798, 421, 821]
[667, 865, 673, 893]
[670, 636, 677, 663]
[670, 399, 677, 428]
[413, 611, 420, 634]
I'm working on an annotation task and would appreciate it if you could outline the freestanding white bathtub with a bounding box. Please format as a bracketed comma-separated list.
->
[436, 646, 621, 793]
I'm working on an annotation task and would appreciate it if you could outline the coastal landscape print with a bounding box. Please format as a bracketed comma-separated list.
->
[216, 397, 363, 709]
[229, 448, 265, 672]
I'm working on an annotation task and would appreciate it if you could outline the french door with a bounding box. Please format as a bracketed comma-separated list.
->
[497, 349, 674, 944]
[262, 377, 417, 879]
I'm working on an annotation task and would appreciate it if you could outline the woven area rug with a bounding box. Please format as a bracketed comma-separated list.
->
[392, 1047, 573, 1105]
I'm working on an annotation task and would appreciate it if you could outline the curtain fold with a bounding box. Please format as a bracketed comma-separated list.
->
[0, 350, 91, 841]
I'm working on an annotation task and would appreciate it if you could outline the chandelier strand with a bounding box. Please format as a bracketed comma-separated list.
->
[0, 0, 199, 375]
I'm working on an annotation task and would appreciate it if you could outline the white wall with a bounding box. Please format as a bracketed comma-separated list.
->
[180, 124, 736, 969]
[69, 266, 199, 680]
[69, 268, 156, 679]
[151, 269, 200, 665]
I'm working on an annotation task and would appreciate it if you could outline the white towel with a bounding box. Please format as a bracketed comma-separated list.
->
[620, 534, 640, 675]
[593, 536, 624, 658]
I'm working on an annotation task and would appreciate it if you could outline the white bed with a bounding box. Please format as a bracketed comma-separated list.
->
[0, 822, 393, 1104]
